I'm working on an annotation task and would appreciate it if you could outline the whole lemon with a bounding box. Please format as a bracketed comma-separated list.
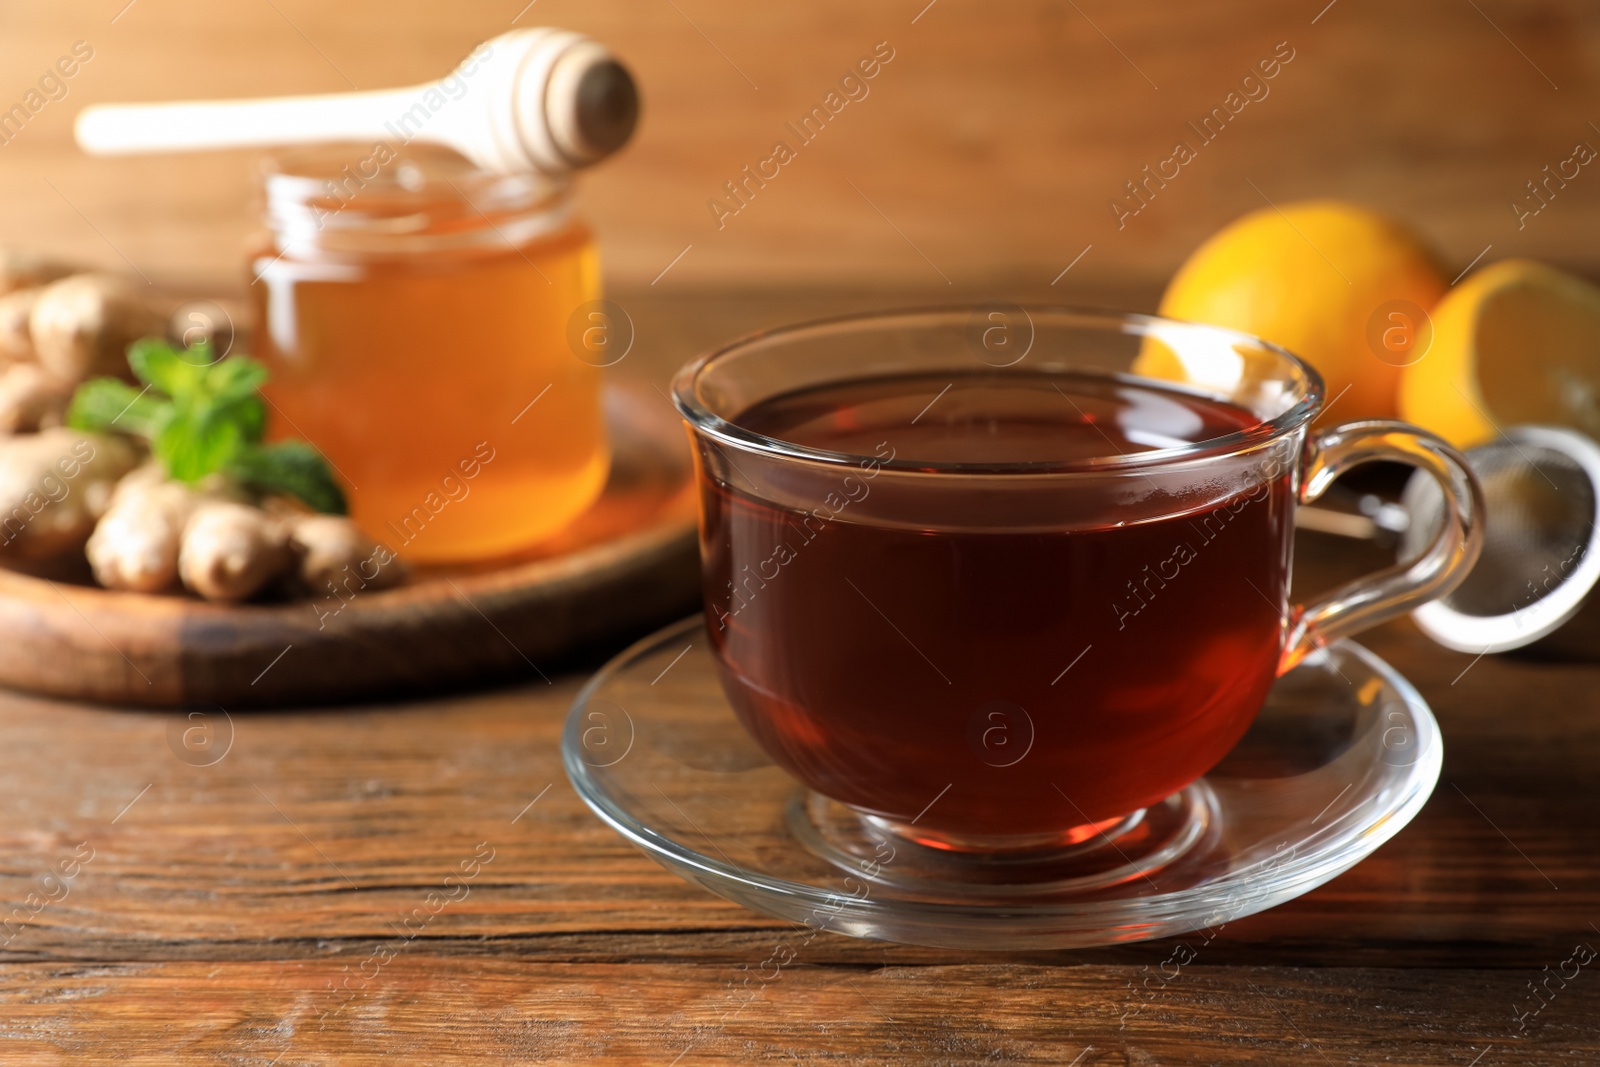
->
[1136, 200, 1447, 422]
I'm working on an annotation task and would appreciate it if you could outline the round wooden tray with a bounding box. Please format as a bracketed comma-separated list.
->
[0, 382, 701, 708]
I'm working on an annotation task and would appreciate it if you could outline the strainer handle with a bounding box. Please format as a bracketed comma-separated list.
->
[1283, 419, 1485, 673]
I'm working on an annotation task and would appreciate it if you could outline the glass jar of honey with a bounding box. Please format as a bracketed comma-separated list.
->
[247, 146, 609, 562]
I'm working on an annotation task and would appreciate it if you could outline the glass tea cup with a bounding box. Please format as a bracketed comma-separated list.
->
[671, 307, 1482, 853]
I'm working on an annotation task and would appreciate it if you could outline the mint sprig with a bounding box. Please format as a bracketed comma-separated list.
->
[67, 339, 347, 515]
[229, 440, 347, 516]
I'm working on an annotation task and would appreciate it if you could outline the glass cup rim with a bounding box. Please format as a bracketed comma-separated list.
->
[670, 305, 1327, 476]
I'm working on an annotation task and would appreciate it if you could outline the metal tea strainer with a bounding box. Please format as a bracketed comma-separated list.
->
[1398, 425, 1600, 656]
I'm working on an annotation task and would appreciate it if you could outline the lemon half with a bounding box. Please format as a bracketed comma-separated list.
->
[1399, 259, 1600, 448]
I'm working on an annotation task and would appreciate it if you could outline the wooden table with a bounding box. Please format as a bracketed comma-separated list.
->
[0, 290, 1596, 1065]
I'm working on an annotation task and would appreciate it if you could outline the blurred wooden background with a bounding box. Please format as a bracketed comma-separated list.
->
[0, 0, 1596, 293]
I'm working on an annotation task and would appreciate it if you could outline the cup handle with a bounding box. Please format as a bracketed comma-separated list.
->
[1282, 419, 1485, 673]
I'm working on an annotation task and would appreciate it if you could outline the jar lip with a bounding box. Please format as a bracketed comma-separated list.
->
[257, 145, 575, 254]
[260, 145, 569, 205]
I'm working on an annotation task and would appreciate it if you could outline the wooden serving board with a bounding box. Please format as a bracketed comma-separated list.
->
[0, 381, 701, 708]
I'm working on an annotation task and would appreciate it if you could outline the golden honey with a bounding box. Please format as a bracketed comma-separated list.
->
[249, 147, 608, 562]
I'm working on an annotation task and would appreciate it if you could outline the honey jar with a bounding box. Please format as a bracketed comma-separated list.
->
[248, 146, 609, 562]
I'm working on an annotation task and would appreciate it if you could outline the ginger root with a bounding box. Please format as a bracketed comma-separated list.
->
[0, 364, 71, 434]
[178, 500, 293, 602]
[94, 498, 398, 603]
[0, 287, 41, 366]
[0, 428, 138, 560]
[86, 464, 202, 593]
[30, 274, 167, 385]
[0, 250, 73, 298]
[13, 331, 395, 604]
[288, 513, 405, 595]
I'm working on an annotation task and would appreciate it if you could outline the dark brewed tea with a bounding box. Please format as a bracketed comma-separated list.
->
[699, 369, 1293, 844]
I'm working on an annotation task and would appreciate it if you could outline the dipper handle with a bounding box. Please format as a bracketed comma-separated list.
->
[76, 88, 420, 155]
[74, 29, 638, 175]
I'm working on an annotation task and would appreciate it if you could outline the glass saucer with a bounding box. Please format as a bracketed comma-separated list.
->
[561, 617, 1442, 950]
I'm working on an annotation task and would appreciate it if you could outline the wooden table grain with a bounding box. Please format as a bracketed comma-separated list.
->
[0, 289, 1597, 1065]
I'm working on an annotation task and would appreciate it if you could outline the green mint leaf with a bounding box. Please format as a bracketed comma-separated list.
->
[66, 377, 172, 439]
[72, 341, 318, 502]
[212, 393, 266, 446]
[230, 440, 347, 515]
[119, 341, 272, 480]
[191, 355, 269, 446]
[155, 408, 248, 483]
[128, 337, 205, 397]
[204, 357, 269, 408]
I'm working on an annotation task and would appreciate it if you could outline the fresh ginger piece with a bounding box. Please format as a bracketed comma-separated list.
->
[289, 513, 404, 595]
[0, 428, 139, 560]
[31, 274, 167, 385]
[63, 338, 363, 602]
[0, 364, 72, 434]
[0, 250, 73, 298]
[0, 287, 40, 365]
[86, 465, 202, 593]
[178, 500, 293, 602]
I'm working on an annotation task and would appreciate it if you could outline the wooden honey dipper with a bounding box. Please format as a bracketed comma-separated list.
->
[75, 28, 638, 175]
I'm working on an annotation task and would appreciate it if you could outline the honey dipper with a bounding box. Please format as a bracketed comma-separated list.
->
[74, 28, 638, 175]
